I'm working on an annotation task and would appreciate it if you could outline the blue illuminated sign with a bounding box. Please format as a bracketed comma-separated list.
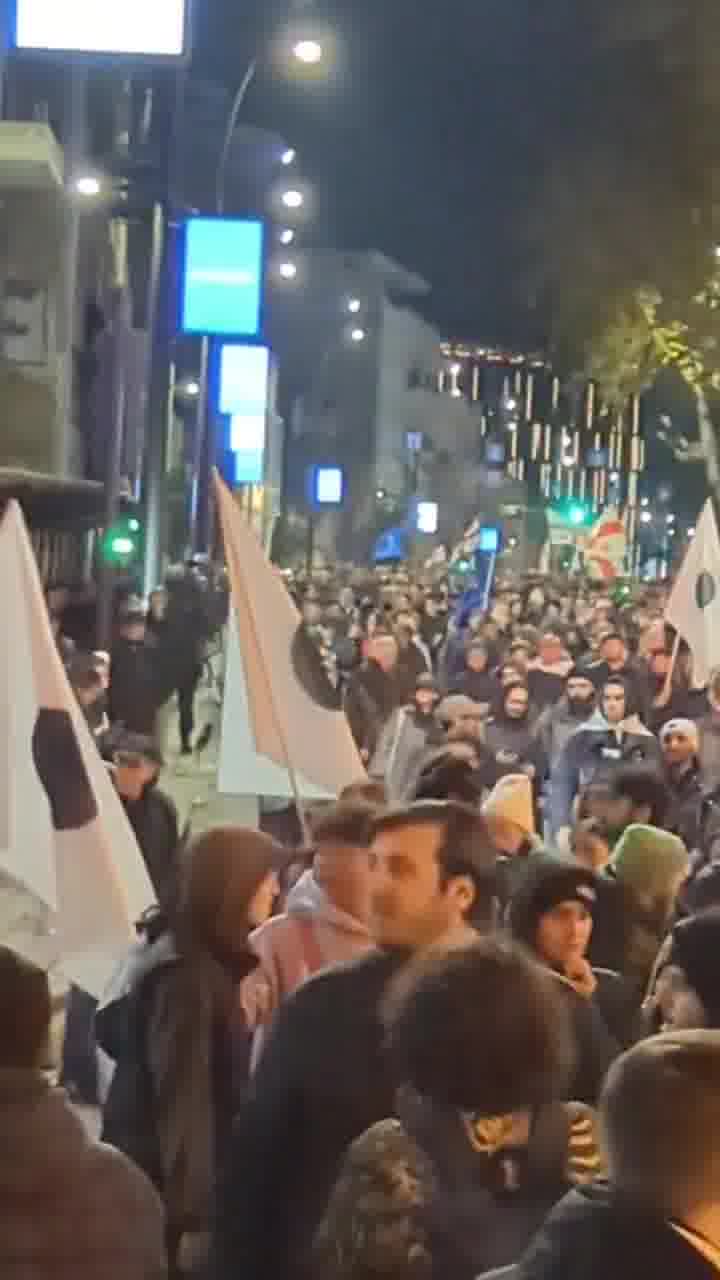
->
[308, 466, 345, 507]
[478, 526, 501, 553]
[219, 345, 270, 486]
[181, 218, 264, 338]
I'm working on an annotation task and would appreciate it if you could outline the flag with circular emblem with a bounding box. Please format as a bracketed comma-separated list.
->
[666, 499, 720, 685]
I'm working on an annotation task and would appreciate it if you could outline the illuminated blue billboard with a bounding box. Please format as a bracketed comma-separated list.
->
[218, 344, 270, 486]
[180, 218, 264, 338]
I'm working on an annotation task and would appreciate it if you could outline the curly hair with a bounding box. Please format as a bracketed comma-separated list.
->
[385, 937, 575, 1113]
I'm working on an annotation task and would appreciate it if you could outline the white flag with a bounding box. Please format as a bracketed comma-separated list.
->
[0, 502, 154, 995]
[214, 472, 365, 797]
[666, 499, 720, 685]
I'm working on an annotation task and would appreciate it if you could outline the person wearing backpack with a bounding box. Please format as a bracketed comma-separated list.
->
[97, 826, 287, 1277]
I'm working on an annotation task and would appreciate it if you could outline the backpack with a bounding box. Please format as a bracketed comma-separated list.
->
[98, 951, 178, 1191]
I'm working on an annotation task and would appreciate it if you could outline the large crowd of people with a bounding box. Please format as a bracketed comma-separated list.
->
[2, 563, 720, 1278]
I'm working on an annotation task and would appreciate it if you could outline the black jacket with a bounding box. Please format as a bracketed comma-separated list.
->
[665, 761, 705, 853]
[517, 1184, 718, 1280]
[122, 786, 181, 913]
[344, 662, 404, 756]
[108, 639, 161, 735]
[551, 976, 620, 1106]
[211, 950, 403, 1280]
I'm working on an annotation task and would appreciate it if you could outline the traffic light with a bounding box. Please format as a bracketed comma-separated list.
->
[100, 511, 143, 567]
[551, 498, 593, 528]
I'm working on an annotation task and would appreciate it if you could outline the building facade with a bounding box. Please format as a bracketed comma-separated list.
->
[438, 342, 647, 565]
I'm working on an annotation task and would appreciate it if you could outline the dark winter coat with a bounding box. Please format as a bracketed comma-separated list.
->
[534, 697, 596, 769]
[484, 717, 548, 793]
[122, 787, 181, 913]
[344, 662, 405, 757]
[664, 761, 705, 854]
[451, 668, 502, 715]
[517, 1183, 719, 1280]
[549, 711, 662, 836]
[109, 640, 162, 735]
[210, 950, 405, 1280]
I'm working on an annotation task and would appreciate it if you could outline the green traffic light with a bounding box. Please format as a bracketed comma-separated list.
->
[110, 535, 136, 557]
[568, 504, 586, 526]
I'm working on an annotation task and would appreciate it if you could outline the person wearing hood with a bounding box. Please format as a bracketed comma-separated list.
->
[111, 733, 181, 914]
[660, 719, 706, 854]
[97, 825, 287, 1277]
[482, 774, 544, 903]
[534, 668, 597, 771]
[584, 629, 648, 715]
[245, 802, 377, 1065]
[517, 1031, 720, 1280]
[370, 674, 445, 801]
[484, 681, 548, 796]
[548, 677, 662, 840]
[451, 639, 502, 717]
[109, 601, 163, 737]
[509, 857, 621, 1101]
[526, 632, 574, 711]
[589, 824, 689, 990]
[647, 910, 720, 1033]
[314, 938, 601, 1280]
[0, 947, 166, 1280]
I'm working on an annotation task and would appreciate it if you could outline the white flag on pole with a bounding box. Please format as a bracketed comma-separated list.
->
[666, 499, 720, 686]
[0, 501, 154, 995]
[214, 472, 365, 797]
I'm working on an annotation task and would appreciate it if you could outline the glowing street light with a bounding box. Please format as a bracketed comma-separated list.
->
[347, 298, 362, 314]
[74, 174, 102, 197]
[279, 228, 295, 245]
[506, 397, 518, 411]
[281, 147, 296, 166]
[350, 327, 366, 343]
[641, 497, 649, 507]
[293, 39, 324, 65]
[640, 511, 652, 524]
[281, 187, 304, 210]
[279, 260, 298, 280]
[183, 380, 200, 397]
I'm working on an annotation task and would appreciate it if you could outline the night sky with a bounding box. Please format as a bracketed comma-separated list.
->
[192, 0, 571, 346]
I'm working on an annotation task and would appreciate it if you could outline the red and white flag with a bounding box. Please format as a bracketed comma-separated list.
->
[0, 502, 153, 995]
[584, 508, 626, 582]
[666, 499, 720, 685]
[214, 472, 365, 797]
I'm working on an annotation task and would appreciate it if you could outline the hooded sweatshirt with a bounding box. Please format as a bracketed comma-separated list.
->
[0, 1068, 165, 1280]
[549, 708, 662, 836]
[246, 869, 373, 1063]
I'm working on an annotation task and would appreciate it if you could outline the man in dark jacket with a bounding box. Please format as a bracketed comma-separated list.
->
[660, 719, 705, 854]
[516, 1032, 720, 1280]
[111, 733, 181, 912]
[344, 632, 404, 761]
[549, 678, 662, 839]
[108, 603, 161, 737]
[534, 669, 596, 771]
[210, 801, 498, 1280]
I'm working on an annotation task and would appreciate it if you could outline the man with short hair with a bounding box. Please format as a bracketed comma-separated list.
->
[518, 1032, 720, 1280]
[344, 630, 403, 761]
[534, 668, 597, 770]
[211, 802, 497, 1280]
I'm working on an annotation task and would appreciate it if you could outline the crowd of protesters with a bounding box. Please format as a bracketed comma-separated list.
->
[1, 563, 720, 1278]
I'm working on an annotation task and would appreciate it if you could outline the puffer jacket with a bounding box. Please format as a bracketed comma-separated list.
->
[0, 1068, 165, 1279]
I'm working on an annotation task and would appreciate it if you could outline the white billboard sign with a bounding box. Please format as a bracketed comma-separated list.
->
[15, 0, 188, 58]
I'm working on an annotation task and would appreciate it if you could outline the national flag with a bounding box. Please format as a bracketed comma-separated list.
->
[213, 472, 365, 796]
[0, 501, 153, 995]
[584, 508, 626, 582]
[666, 499, 720, 685]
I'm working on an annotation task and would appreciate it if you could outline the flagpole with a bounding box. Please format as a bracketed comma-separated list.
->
[214, 473, 313, 844]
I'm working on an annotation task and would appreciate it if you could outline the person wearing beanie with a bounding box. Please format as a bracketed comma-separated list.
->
[534, 667, 597, 772]
[509, 856, 621, 1103]
[660, 719, 705, 854]
[483, 773, 546, 903]
[0, 948, 165, 1279]
[591, 824, 690, 991]
[652, 910, 720, 1031]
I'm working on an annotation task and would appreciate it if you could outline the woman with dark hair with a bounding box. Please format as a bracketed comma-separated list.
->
[97, 826, 287, 1276]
